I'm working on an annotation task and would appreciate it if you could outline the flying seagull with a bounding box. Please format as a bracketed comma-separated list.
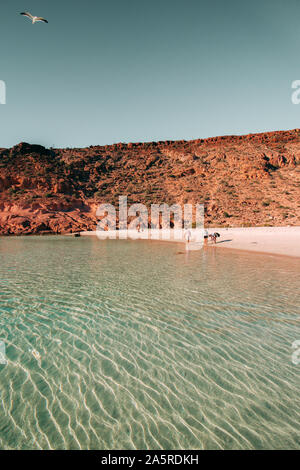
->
[20, 12, 48, 24]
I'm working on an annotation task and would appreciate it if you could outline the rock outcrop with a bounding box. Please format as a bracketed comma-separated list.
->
[0, 129, 300, 235]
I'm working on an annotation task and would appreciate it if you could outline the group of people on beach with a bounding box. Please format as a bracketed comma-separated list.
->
[204, 229, 220, 244]
[184, 229, 220, 244]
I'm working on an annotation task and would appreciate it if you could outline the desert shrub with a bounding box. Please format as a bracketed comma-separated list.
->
[8, 187, 18, 194]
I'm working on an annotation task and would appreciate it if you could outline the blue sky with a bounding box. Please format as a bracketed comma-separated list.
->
[0, 0, 300, 148]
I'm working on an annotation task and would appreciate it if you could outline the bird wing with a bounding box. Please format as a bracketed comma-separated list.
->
[20, 12, 34, 19]
[35, 17, 48, 23]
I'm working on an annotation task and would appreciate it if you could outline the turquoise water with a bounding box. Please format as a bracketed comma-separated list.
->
[0, 236, 299, 450]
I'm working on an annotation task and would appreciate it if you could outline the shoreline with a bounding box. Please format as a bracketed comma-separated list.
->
[78, 226, 300, 258]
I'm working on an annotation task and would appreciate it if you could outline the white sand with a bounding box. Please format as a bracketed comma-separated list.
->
[209, 226, 300, 258]
[79, 226, 300, 258]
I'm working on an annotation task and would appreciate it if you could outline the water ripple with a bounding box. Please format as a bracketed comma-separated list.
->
[0, 236, 299, 449]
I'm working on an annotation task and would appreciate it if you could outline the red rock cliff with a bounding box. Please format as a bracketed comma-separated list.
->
[0, 129, 299, 234]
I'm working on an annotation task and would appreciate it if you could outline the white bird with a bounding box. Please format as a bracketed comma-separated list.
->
[20, 12, 48, 24]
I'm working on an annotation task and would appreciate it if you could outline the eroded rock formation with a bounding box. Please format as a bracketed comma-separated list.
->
[0, 129, 299, 234]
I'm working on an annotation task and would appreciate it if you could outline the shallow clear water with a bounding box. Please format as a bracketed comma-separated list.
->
[0, 236, 299, 450]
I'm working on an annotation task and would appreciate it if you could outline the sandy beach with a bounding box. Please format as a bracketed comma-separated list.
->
[79, 226, 300, 258]
[208, 226, 300, 258]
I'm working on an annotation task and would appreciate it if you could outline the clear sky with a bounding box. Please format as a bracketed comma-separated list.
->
[0, 0, 300, 148]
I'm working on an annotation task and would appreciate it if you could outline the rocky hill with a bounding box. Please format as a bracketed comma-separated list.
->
[0, 129, 299, 235]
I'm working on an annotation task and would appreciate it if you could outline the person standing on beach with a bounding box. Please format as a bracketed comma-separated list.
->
[204, 229, 209, 245]
[184, 229, 192, 243]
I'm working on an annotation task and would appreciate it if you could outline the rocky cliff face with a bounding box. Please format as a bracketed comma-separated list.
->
[0, 129, 299, 234]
